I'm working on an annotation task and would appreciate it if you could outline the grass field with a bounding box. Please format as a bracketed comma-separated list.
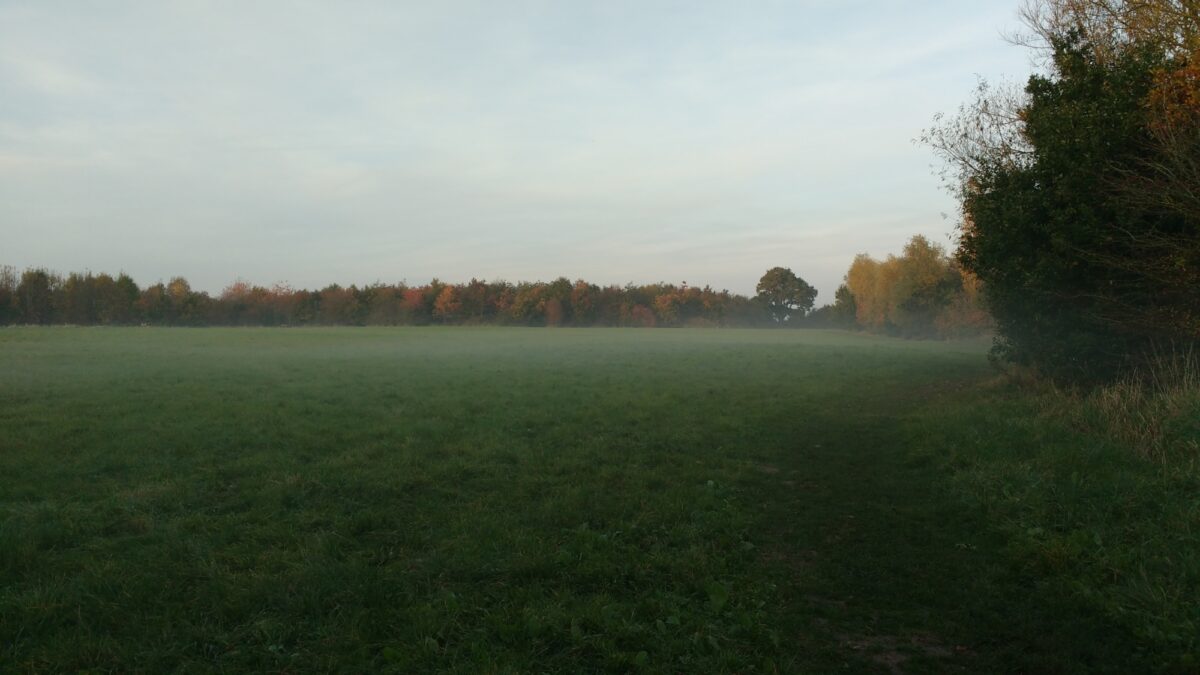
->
[1, 327, 1195, 673]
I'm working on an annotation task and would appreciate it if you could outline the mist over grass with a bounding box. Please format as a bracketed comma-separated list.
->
[0, 328, 1193, 671]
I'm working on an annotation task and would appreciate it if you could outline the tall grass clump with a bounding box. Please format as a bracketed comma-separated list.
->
[1059, 347, 1200, 462]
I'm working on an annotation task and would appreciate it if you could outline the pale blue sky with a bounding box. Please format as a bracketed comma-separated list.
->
[1, 1, 1030, 300]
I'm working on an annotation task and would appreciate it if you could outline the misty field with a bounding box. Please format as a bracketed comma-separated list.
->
[1, 328, 1192, 673]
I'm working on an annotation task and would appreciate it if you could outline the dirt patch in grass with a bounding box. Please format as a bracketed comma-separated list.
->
[838, 632, 964, 674]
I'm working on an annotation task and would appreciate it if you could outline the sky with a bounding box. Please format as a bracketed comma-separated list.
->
[0, 1, 1033, 300]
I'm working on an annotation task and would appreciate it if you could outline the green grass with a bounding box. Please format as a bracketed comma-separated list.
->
[0, 327, 1194, 673]
[910, 380, 1200, 671]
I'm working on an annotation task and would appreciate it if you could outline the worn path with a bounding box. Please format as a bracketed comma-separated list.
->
[749, 383, 1150, 673]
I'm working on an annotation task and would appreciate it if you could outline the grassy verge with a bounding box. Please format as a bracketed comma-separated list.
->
[908, 372, 1200, 672]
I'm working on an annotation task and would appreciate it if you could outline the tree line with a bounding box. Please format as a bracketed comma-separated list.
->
[0, 267, 782, 328]
[0, 243, 997, 335]
[925, 0, 1200, 382]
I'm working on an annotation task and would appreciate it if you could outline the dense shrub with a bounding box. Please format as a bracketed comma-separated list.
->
[927, 0, 1200, 381]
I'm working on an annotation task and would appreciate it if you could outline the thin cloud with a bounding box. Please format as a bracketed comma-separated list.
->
[0, 1, 1028, 299]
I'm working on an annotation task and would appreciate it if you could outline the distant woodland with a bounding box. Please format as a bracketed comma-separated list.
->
[0, 237, 990, 337]
[0, 268, 763, 328]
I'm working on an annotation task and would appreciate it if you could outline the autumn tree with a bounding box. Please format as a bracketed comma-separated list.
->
[0, 266, 19, 324]
[569, 280, 599, 325]
[61, 272, 98, 324]
[491, 283, 516, 322]
[113, 273, 140, 323]
[365, 285, 404, 325]
[542, 277, 573, 326]
[433, 285, 462, 322]
[317, 285, 361, 325]
[845, 255, 892, 331]
[843, 236, 990, 338]
[509, 282, 546, 325]
[136, 283, 166, 323]
[389, 288, 418, 324]
[218, 280, 255, 325]
[90, 274, 117, 324]
[460, 279, 492, 323]
[888, 236, 964, 337]
[755, 267, 817, 323]
[627, 304, 656, 327]
[830, 284, 858, 328]
[167, 276, 204, 324]
[1013, 0, 1198, 62]
[18, 269, 59, 324]
[293, 290, 321, 324]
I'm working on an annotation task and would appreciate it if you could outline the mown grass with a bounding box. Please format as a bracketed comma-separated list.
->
[0, 327, 1193, 673]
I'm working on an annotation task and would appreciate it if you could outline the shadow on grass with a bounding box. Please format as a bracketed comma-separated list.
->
[748, 406, 1152, 674]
